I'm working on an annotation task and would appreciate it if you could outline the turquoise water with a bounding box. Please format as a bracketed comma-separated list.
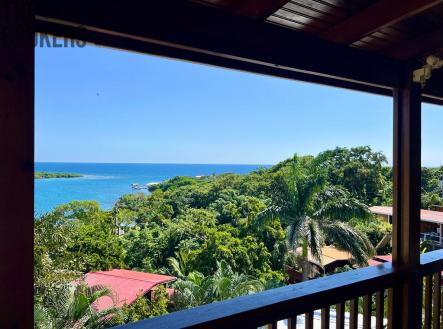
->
[35, 163, 268, 215]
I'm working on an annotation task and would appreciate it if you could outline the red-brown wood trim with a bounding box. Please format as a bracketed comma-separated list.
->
[0, 0, 35, 328]
[391, 67, 422, 329]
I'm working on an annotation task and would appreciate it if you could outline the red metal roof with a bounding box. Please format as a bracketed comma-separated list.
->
[368, 259, 384, 266]
[370, 206, 443, 225]
[368, 255, 392, 266]
[374, 255, 393, 262]
[84, 269, 176, 311]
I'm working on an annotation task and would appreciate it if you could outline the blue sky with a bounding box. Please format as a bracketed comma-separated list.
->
[36, 43, 442, 166]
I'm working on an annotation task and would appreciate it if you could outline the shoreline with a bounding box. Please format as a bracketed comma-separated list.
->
[35, 171, 83, 179]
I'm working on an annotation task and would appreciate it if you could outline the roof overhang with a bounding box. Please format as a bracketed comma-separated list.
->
[34, 0, 443, 105]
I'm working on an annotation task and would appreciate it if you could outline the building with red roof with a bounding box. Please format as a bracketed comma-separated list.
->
[370, 206, 443, 247]
[370, 206, 443, 225]
[84, 269, 176, 311]
[368, 255, 392, 267]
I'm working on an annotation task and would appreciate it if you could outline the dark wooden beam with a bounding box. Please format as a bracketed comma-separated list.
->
[0, 1, 34, 328]
[34, 20, 396, 99]
[34, 0, 404, 93]
[321, 0, 443, 44]
[385, 28, 443, 60]
[391, 68, 422, 329]
[193, 0, 290, 20]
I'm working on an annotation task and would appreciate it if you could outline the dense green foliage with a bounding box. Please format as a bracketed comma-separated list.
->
[422, 166, 443, 209]
[114, 286, 169, 325]
[171, 260, 264, 310]
[35, 283, 121, 329]
[34, 146, 443, 328]
[256, 154, 374, 268]
[35, 172, 82, 179]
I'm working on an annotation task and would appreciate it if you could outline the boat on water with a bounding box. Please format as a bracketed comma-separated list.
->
[132, 182, 160, 190]
[131, 183, 145, 190]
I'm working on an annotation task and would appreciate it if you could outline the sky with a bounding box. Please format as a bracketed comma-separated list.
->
[35, 42, 443, 166]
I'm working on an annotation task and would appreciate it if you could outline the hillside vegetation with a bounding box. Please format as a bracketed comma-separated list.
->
[34, 146, 443, 328]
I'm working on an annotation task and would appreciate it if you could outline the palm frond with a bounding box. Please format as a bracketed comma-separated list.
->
[286, 215, 308, 250]
[313, 186, 370, 221]
[305, 218, 324, 263]
[320, 220, 375, 264]
[167, 256, 184, 278]
[253, 205, 283, 229]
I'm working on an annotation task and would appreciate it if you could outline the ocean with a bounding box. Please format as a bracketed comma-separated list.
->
[34, 162, 269, 215]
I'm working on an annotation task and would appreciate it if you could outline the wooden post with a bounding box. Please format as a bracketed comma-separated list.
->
[0, 0, 34, 328]
[391, 67, 422, 328]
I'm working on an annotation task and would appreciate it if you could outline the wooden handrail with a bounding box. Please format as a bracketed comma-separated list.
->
[114, 249, 443, 329]
[421, 249, 443, 276]
[115, 263, 402, 329]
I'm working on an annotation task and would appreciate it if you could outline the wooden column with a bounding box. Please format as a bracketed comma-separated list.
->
[0, 0, 34, 328]
[391, 68, 422, 328]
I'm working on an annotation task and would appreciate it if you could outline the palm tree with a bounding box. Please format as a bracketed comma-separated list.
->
[171, 260, 264, 310]
[257, 155, 374, 276]
[211, 260, 264, 301]
[167, 250, 194, 278]
[45, 282, 121, 329]
[171, 271, 215, 309]
[35, 303, 54, 329]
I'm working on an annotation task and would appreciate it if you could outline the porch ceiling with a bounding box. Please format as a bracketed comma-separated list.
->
[196, 0, 443, 63]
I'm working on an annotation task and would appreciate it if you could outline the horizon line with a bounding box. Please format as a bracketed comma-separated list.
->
[34, 161, 274, 166]
[34, 161, 443, 168]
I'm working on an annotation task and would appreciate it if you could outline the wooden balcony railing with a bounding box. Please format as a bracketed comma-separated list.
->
[115, 249, 443, 329]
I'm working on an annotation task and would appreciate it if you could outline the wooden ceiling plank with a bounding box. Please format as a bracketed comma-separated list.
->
[285, 0, 347, 19]
[267, 15, 307, 31]
[274, 8, 330, 28]
[280, 4, 338, 24]
[321, 0, 443, 44]
[195, 0, 292, 19]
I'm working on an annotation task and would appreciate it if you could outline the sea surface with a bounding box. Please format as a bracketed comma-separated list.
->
[35, 162, 269, 215]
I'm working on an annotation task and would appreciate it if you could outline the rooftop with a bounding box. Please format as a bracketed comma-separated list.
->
[368, 255, 393, 266]
[370, 206, 443, 225]
[84, 269, 176, 311]
[296, 245, 353, 267]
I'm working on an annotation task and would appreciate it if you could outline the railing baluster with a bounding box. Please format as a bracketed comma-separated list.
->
[375, 290, 384, 329]
[287, 317, 296, 329]
[321, 307, 330, 329]
[349, 298, 358, 329]
[363, 294, 372, 329]
[441, 273, 443, 329]
[305, 312, 314, 329]
[433, 273, 441, 329]
[336, 302, 344, 329]
[425, 275, 433, 329]
[387, 288, 393, 329]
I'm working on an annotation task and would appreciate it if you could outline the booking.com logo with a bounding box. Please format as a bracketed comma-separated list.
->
[0, 32, 87, 48]
[35, 34, 86, 48]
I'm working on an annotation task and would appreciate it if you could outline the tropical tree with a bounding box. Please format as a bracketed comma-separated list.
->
[171, 260, 264, 310]
[257, 155, 374, 275]
[167, 250, 195, 278]
[39, 282, 121, 329]
[211, 259, 264, 301]
[114, 285, 169, 324]
[171, 271, 215, 309]
[34, 212, 80, 308]
[319, 146, 390, 205]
